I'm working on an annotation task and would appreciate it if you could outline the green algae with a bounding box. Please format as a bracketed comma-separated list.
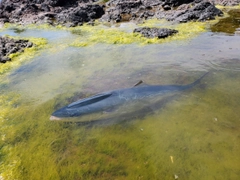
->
[0, 71, 240, 180]
[216, 5, 240, 10]
[1, 18, 219, 48]
[70, 20, 208, 47]
[0, 36, 47, 77]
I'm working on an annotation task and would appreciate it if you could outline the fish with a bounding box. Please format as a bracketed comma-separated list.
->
[50, 72, 208, 121]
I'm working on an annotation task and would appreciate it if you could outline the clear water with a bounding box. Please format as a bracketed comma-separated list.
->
[0, 10, 240, 180]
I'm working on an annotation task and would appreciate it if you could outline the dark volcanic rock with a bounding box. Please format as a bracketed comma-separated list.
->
[0, 0, 104, 26]
[161, 0, 195, 7]
[0, 36, 33, 63]
[134, 27, 178, 38]
[0, 0, 236, 26]
[56, 4, 104, 26]
[156, 1, 223, 23]
[101, 0, 165, 22]
[101, 0, 149, 22]
[101, 0, 223, 23]
[210, 0, 240, 6]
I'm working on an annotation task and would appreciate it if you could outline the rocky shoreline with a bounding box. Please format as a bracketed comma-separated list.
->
[0, 0, 239, 63]
[102, 0, 224, 23]
[0, 0, 238, 27]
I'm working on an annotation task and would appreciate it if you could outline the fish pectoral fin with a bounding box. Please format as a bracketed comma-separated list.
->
[68, 92, 112, 108]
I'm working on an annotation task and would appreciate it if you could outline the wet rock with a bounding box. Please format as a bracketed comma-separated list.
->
[101, 0, 147, 22]
[161, 0, 195, 7]
[101, 0, 163, 23]
[56, 4, 104, 26]
[156, 1, 223, 23]
[101, 0, 223, 23]
[210, 0, 240, 6]
[133, 27, 178, 38]
[141, 0, 162, 7]
[0, 36, 34, 63]
[0, 0, 234, 26]
[0, 0, 104, 26]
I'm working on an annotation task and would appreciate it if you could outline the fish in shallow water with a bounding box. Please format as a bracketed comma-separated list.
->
[50, 72, 208, 121]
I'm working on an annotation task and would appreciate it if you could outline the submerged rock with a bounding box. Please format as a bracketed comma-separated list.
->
[0, 36, 33, 63]
[211, 9, 240, 34]
[133, 27, 178, 38]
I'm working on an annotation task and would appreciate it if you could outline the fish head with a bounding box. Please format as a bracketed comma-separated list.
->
[50, 115, 61, 120]
[50, 106, 80, 120]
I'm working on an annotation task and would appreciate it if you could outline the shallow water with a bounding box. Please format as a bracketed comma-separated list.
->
[211, 9, 240, 34]
[0, 9, 240, 180]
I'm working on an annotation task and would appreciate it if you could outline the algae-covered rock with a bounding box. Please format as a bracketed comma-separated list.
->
[134, 27, 178, 38]
[0, 36, 33, 63]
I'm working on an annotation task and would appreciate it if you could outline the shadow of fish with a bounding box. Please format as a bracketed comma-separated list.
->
[50, 72, 208, 121]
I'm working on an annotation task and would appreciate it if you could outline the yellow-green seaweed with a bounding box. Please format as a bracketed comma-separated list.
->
[216, 4, 240, 10]
[0, 72, 240, 180]
[70, 20, 209, 47]
[1, 16, 227, 48]
[0, 36, 47, 77]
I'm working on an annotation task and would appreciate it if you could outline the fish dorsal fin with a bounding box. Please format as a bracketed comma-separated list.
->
[133, 80, 149, 87]
[67, 92, 112, 108]
[133, 80, 143, 87]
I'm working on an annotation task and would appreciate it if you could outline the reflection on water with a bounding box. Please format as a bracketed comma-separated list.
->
[1, 16, 240, 179]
